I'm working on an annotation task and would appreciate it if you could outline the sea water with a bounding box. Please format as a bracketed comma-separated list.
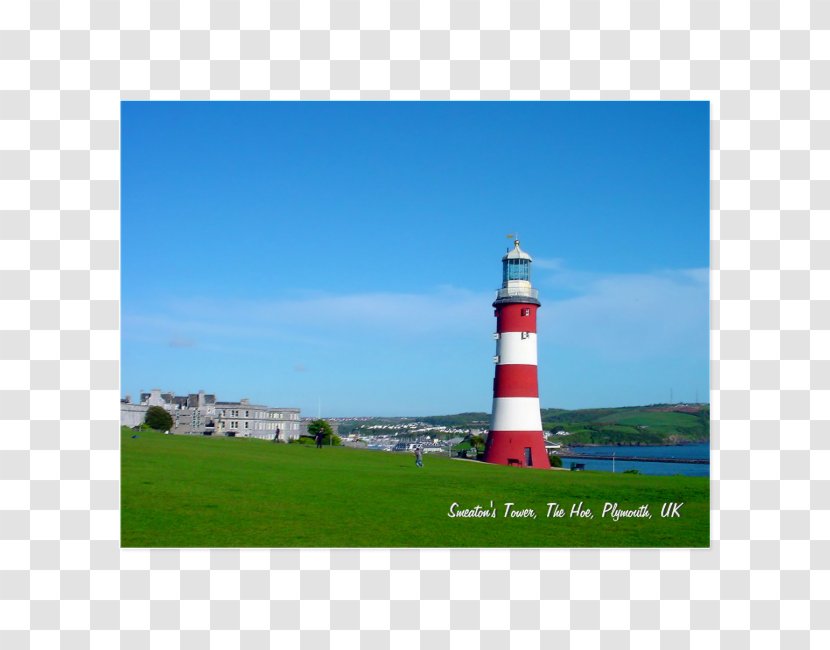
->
[558, 443, 710, 477]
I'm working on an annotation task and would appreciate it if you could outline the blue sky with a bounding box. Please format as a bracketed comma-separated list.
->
[121, 101, 709, 416]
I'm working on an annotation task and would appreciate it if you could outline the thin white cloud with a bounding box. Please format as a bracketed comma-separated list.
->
[531, 257, 565, 271]
[124, 269, 707, 364]
[123, 286, 492, 348]
[539, 267, 708, 360]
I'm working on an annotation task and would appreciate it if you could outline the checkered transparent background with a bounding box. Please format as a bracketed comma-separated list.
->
[1, 0, 827, 647]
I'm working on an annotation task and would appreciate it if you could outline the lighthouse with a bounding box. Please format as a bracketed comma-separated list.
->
[483, 239, 551, 469]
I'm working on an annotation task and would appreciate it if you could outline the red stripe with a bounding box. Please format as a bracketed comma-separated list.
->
[496, 303, 538, 333]
[483, 430, 550, 469]
[493, 364, 539, 397]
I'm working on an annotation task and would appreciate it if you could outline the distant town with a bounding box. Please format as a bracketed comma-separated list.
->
[122, 389, 709, 458]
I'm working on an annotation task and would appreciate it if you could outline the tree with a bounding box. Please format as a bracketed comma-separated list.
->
[307, 419, 340, 446]
[145, 406, 173, 432]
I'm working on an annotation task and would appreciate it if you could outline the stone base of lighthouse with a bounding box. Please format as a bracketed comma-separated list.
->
[483, 431, 551, 469]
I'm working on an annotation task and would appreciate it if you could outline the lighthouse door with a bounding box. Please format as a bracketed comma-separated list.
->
[524, 447, 533, 467]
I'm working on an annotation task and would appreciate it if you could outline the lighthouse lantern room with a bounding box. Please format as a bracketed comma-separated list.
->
[482, 239, 551, 469]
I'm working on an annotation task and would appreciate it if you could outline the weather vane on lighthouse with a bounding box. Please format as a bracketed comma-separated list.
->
[482, 236, 550, 469]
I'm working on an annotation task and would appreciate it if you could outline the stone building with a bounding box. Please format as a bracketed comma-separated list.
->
[120, 401, 148, 428]
[121, 389, 301, 440]
[213, 398, 301, 441]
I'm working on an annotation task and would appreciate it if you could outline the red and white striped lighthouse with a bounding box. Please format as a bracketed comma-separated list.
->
[483, 239, 551, 469]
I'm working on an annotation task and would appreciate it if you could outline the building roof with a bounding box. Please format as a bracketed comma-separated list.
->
[502, 240, 533, 262]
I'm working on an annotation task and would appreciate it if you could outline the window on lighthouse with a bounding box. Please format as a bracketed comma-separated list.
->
[503, 259, 530, 282]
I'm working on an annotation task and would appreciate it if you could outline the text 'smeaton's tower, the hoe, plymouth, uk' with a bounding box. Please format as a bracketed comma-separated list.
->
[483, 239, 551, 469]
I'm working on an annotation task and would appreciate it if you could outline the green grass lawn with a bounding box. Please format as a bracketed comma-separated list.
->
[122, 429, 709, 548]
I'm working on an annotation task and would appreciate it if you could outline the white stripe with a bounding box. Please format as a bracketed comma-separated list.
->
[495, 332, 538, 366]
[490, 397, 543, 431]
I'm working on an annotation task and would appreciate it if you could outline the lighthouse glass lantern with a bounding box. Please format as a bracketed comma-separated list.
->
[483, 239, 551, 469]
[503, 257, 530, 282]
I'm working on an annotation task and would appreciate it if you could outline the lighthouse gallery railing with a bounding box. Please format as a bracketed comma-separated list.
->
[495, 287, 539, 301]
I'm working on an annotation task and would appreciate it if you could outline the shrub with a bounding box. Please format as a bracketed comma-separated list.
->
[469, 435, 486, 452]
[145, 406, 173, 432]
[307, 419, 341, 446]
[548, 455, 563, 468]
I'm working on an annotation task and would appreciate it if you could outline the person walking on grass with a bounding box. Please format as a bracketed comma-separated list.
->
[273, 427, 280, 443]
[415, 446, 423, 468]
[315, 432, 323, 448]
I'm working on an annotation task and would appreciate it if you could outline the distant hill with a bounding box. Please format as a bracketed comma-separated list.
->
[419, 404, 710, 445]
[541, 404, 709, 446]
[416, 412, 490, 428]
[333, 404, 710, 446]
